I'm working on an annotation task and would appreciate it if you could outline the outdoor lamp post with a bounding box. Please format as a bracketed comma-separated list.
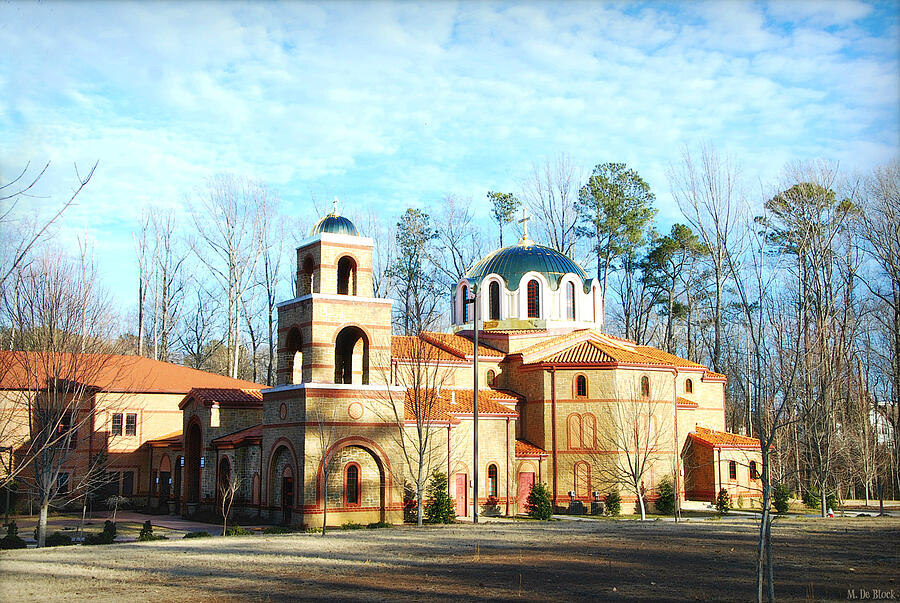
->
[468, 282, 479, 524]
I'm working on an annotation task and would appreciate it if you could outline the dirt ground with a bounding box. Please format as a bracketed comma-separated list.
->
[1, 516, 897, 602]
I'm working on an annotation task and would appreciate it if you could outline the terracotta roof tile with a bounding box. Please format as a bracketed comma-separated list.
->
[516, 329, 591, 358]
[690, 426, 760, 449]
[635, 346, 706, 369]
[419, 332, 505, 358]
[212, 424, 263, 447]
[403, 388, 520, 422]
[703, 370, 727, 381]
[179, 388, 263, 410]
[147, 430, 183, 447]
[676, 397, 699, 408]
[391, 336, 460, 362]
[538, 340, 617, 364]
[0, 351, 263, 393]
[515, 439, 548, 457]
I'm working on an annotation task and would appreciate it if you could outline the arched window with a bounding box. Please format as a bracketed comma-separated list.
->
[337, 256, 357, 295]
[345, 464, 360, 506]
[486, 370, 495, 387]
[489, 281, 501, 320]
[728, 460, 737, 480]
[286, 327, 302, 385]
[527, 279, 540, 318]
[574, 461, 590, 498]
[568, 413, 582, 449]
[566, 281, 576, 320]
[301, 256, 315, 295]
[749, 461, 759, 480]
[487, 464, 498, 497]
[685, 378, 693, 394]
[461, 285, 469, 322]
[582, 413, 596, 449]
[640, 375, 650, 398]
[575, 375, 587, 398]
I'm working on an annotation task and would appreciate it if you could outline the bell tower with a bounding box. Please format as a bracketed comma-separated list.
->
[275, 203, 392, 386]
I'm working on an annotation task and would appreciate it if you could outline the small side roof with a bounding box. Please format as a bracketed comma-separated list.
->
[689, 426, 761, 450]
[179, 387, 263, 410]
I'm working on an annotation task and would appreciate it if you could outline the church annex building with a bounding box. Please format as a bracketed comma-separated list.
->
[152, 209, 762, 525]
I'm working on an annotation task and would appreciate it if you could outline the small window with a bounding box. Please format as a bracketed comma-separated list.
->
[750, 461, 759, 480]
[489, 281, 501, 320]
[527, 280, 540, 318]
[576, 375, 587, 398]
[57, 472, 70, 496]
[566, 281, 576, 320]
[58, 412, 76, 448]
[640, 376, 650, 398]
[685, 379, 693, 394]
[461, 285, 470, 322]
[125, 413, 137, 436]
[111, 413, 123, 436]
[728, 460, 737, 481]
[488, 464, 498, 498]
[346, 464, 360, 506]
[486, 370, 495, 387]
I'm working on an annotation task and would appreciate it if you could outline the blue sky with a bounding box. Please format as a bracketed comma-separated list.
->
[1, 0, 898, 310]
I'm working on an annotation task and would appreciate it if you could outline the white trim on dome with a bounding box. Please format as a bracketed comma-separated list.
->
[518, 271, 550, 320]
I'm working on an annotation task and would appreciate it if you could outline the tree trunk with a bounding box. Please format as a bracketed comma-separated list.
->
[37, 498, 48, 547]
[322, 474, 328, 536]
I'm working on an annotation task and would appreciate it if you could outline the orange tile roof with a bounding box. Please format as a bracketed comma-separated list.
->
[515, 439, 548, 457]
[391, 336, 460, 362]
[419, 332, 505, 358]
[179, 387, 263, 410]
[0, 351, 263, 393]
[516, 329, 591, 358]
[703, 370, 727, 381]
[538, 340, 618, 364]
[212, 424, 263, 447]
[676, 397, 699, 408]
[147, 430, 183, 447]
[635, 346, 706, 369]
[403, 388, 520, 423]
[690, 426, 761, 449]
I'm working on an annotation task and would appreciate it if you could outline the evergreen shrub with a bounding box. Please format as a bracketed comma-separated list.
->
[655, 477, 675, 515]
[224, 525, 251, 536]
[715, 488, 731, 515]
[424, 471, 455, 524]
[773, 484, 791, 514]
[604, 490, 621, 517]
[525, 482, 553, 520]
[0, 522, 26, 550]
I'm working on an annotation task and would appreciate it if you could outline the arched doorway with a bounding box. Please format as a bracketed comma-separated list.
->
[334, 326, 369, 384]
[185, 422, 202, 504]
[319, 439, 390, 524]
[269, 444, 296, 525]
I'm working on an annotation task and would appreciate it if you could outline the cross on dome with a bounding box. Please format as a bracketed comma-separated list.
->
[331, 196, 340, 216]
[518, 206, 532, 244]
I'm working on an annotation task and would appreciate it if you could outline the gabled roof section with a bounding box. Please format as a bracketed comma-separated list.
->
[514, 329, 720, 378]
[689, 426, 761, 449]
[179, 387, 263, 410]
[0, 351, 263, 393]
[515, 439, 548, 457]
[212, 424, 263, 448]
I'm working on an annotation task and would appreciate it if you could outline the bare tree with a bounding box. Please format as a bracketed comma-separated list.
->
[592, 378, 672, 520]
[0, 248, 127, 546]
[430, 194, 485, 291]
[308, 409, 341, 535]
[0, 161, 97, 293]
[520, 153, 583, 257]
[219, 470, 241, 536]
[190, 174, 268, 378]
[376, 334, 452, 526]
[858, 159, 900, 495]
[668, 144, 744, 373]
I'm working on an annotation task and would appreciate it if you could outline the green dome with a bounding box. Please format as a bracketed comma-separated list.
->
[465, 240, 589, 291]
[309, 213, 359, 237]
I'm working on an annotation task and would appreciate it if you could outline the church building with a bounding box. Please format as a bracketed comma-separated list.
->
[168, 207, 762, 526]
